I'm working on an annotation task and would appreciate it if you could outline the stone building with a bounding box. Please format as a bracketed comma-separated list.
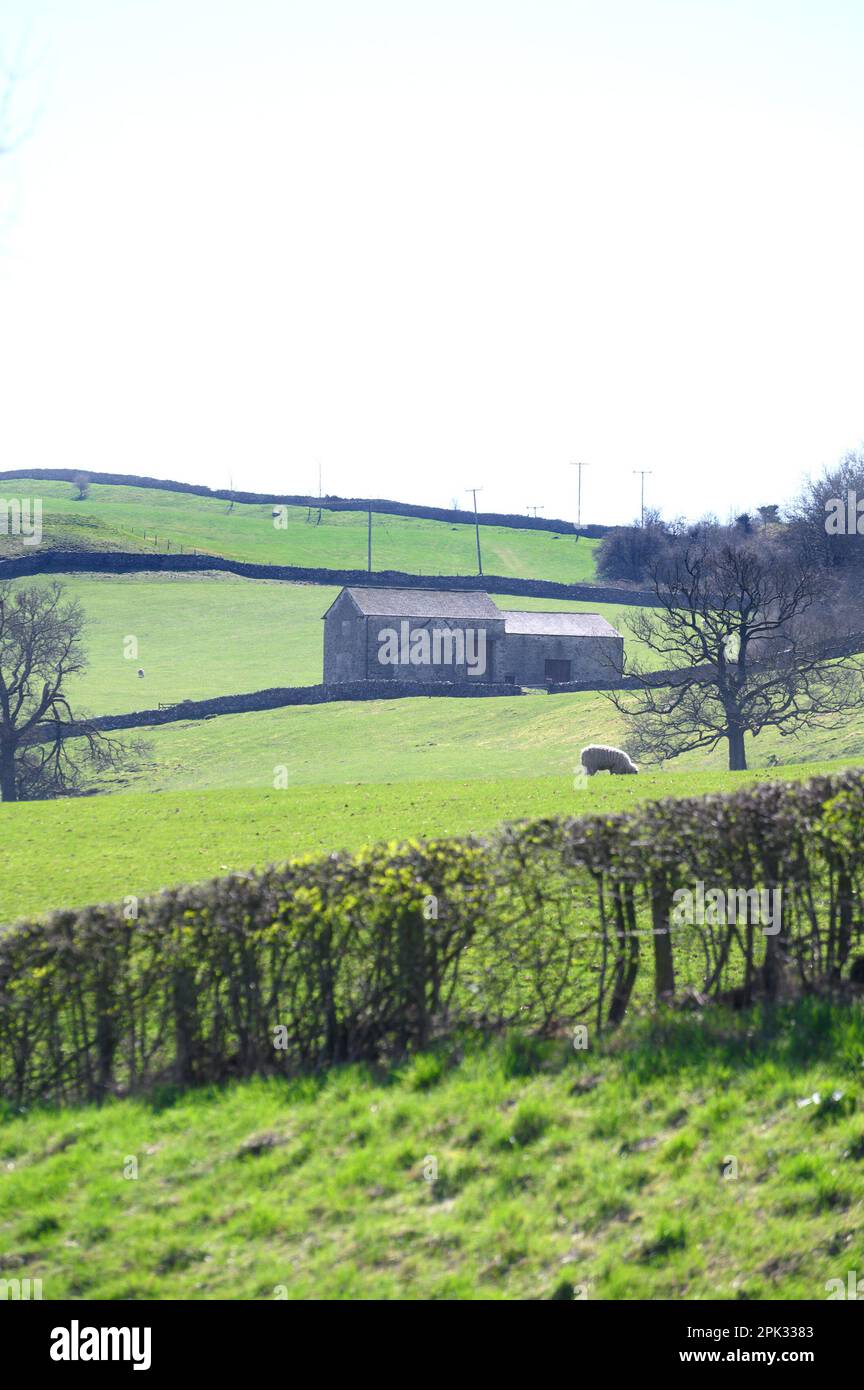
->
[322, 586, 623, 687]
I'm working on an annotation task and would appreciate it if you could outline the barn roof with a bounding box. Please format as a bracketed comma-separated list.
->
[332, 587, 502, 620]
[500, 610, 622, 638]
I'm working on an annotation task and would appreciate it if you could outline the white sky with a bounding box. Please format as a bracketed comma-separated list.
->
[1, 0, 863, 525]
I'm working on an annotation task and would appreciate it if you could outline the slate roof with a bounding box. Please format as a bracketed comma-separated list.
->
[334, 587, 502, 620]
[500, 610, 622, 638]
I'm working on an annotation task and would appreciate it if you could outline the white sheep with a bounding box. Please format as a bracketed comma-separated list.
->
[580, 744, 638, 776]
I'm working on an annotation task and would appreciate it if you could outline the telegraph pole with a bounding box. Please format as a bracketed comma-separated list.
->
[367, 507, 372, 573]
[466, 487, 484, 576]
[570, 461, 588, 532]
[527, 505, 544, 518]
[633, 470, 652, 527]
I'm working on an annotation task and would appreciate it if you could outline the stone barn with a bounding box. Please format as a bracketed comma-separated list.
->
[322, 586, 623, 687]
[496, 609, 623, 685]
[323, 587, 505, 684]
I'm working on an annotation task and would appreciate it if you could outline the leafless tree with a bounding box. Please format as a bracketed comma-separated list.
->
[606, 537, 863, 771]
[595, 507, 671, 583]
[0, 581, 145, 801]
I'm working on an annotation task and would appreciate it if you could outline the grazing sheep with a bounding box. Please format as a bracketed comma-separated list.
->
[580, 744, 638, 776]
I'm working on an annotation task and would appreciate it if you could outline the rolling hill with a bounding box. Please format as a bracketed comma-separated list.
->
[3, 476, 864, 1311]
[0, 477, 600, 582]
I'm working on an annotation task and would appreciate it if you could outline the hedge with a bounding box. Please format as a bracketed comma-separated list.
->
[2, 771, 864, 1106]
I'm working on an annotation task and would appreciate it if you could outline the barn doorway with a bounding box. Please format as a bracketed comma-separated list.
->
[544, 658, 572, 684]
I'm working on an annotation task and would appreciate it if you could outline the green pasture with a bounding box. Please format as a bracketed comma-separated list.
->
[1, 478, 599, 582]
[4, 755, 863, 926]
[110, 687, 864, 794]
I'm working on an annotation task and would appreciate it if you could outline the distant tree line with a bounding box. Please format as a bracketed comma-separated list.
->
[595, 447, 864, 590]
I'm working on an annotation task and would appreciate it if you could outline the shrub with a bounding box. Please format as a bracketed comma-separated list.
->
[4, 770, 864, 1106]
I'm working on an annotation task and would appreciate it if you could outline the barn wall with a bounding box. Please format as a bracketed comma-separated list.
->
[363, 616, 506, 683]
[323, 593, 367, 683]
[496, 633, 624, 685]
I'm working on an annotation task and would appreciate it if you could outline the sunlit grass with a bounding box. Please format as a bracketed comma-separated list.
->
[2, 1001, 862, 1299]
[2, 478, 600, 583]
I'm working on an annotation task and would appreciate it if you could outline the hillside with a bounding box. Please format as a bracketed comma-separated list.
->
[3, 496, 864, 1313]
[17, 574, 656, 717]
[99, 685, 864, 796]
[0, 477, 600, 583]
[3, 1003, 862, 1299]
[0, 564, 859, 926]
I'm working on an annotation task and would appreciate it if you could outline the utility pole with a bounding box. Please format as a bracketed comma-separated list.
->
[527, 505, 544, 518]
[466, 487, 483, 576]
[367, 507, 372, 573]
[570, 461, 589, 532]
[633, 470, 652, 527]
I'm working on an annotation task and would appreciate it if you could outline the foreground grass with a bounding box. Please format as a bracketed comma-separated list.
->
[4, 757, 864, 926]
[1, 479, 600, 583]
[2, 1002, 863, 1299]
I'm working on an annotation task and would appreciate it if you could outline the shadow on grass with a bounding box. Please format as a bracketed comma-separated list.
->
[4, 997, 861, 1127]
[615, 996, 864, 1083]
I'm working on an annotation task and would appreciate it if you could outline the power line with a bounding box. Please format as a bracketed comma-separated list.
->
[569, 460, 589, 531]
[633, 470, 652, 527]
[466, 487, 484, 576]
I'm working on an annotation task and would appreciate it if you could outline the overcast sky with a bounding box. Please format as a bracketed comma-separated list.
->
[2, 0, 863, 524]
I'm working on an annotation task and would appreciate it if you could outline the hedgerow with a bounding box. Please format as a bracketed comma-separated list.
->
[2, 771, 864, 1106]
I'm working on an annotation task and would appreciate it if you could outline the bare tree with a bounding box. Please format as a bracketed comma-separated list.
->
[607, 537, 863, 771]
[594, 508, 670, 583]
[786, 446, 864, 578]
[72, 472, 92, 500]
[0, 581, 144, 801]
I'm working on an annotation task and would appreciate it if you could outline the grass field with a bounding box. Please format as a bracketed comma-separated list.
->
[36, 574, 334, 711]
[2, 1002, 863, 1299]
[1, 478, 600, 582]
[21, 574, 655, 717]
[114, 685, 864, 794]
[4, 756, 863, 926]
